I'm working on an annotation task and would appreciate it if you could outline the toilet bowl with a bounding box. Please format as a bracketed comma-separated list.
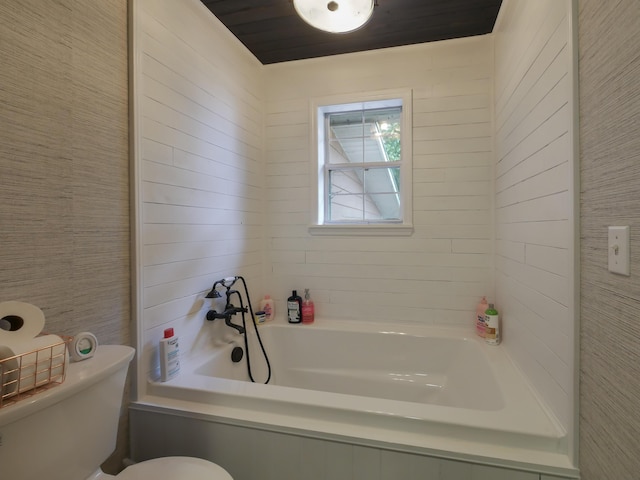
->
[116, 456, 232, 480]
[0, 345, 233, 480]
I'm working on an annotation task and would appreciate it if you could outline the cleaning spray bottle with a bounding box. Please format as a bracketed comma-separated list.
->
[302, 288, 315, 324]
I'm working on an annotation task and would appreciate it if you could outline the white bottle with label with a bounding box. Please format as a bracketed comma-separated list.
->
[159, 327, 180, 381]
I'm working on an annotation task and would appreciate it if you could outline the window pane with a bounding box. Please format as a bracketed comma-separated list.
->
[329, 193, 365, 222]
[328, 138, 364, 164]
[328, 107, 401, 166]
[364, 107, 401, 162]
[328, 167, 401, 222]
[380, 128, 401, 162]
[366, 194, 401, 221]
[328, 111, 363, 139]
[363, 107, 401, 127]
[327, 110, 363, 137]
[364, 168, 401, 221]
[328, 111, 364, 164]
[329, 168, 363, 222]
[317, 95, 410, 227]
[329, 169, 364, 196]
[364, 167, 400, 194]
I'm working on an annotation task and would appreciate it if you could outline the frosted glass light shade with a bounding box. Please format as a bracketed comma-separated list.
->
[293, 0, 374, 33]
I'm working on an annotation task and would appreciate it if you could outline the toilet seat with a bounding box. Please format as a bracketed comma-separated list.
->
[117, 456, 233, 480]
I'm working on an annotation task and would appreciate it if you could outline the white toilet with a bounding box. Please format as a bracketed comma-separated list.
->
[0, 345, 232, 480]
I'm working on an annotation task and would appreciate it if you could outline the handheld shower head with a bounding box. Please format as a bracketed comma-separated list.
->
[220, 276, 238, 288]
[205, 276, 239, 298]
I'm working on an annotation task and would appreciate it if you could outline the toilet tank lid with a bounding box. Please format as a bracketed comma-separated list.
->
[118, 457, 233, 480]
[0, 345, 135, 429]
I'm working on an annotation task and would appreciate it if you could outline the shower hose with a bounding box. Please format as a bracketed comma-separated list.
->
[234, 276, 272, 384]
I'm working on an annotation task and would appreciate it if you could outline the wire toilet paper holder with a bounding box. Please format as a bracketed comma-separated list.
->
[0, 334, 72, 409]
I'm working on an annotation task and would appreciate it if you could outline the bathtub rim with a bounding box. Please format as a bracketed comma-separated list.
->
[139, 319, 577, 477]
[183, 319, 565, 438]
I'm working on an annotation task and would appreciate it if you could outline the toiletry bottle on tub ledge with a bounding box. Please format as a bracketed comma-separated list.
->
[484, 304, 500, 345]
[476, 296, 488, 337]
[259, 294, 274, 321]
[287, 290, 302, 323]
[159, 327, 180, 381]
[302, 288, 315, 324]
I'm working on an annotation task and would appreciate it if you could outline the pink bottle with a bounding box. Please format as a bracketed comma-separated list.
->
[259, 295, 274, 321]
[302, 288, 315, 324]
[476, 296, 489, 337]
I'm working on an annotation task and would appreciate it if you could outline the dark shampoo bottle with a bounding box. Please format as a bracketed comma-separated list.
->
[287, 290, 302, 323]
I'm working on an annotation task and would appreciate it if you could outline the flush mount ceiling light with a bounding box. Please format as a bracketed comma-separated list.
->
[293, 0, 375, 34]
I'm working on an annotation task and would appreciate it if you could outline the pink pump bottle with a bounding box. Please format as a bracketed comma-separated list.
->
[302, 288, 315, 324]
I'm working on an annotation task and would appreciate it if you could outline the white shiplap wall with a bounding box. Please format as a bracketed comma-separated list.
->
[132, 0, 577, 450]
[264, 38, 494, 325]
[493, 0, 575, 435]
[133, 0, 264, 386]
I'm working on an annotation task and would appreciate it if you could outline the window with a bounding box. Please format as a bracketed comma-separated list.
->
[310, 90, 413, 235]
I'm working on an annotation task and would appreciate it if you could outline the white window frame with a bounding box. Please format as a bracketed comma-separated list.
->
[309, 89, 413, 236]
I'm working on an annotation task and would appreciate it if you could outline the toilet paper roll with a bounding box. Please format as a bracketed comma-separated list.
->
[0, 301, 46, 344]
[0, 334, 68, 398]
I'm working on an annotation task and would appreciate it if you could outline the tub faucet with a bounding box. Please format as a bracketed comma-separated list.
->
[206, 303, 247, 334]
[204, 275, 272, 384]
[205, 282, 247, 334]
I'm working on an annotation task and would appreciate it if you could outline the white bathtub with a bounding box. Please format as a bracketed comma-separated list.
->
[135, 319, 576, 476]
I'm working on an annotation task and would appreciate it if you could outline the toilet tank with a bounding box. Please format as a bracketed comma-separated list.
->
[0, 345, 135, 480]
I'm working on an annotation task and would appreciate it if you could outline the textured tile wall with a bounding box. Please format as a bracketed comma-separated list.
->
[578, 0, 640, 478]
[0, 0, 129, 472]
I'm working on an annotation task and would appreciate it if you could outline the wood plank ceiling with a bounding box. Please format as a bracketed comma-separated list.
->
[200, 0, 503, 65]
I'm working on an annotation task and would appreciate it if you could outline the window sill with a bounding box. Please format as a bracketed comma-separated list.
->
[308, 224, 414, 237]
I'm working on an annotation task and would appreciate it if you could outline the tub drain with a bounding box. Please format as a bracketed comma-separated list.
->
[231, 346, 244, 363]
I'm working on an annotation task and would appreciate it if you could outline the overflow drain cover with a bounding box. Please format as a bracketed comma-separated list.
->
[231, 346, 244, 363]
